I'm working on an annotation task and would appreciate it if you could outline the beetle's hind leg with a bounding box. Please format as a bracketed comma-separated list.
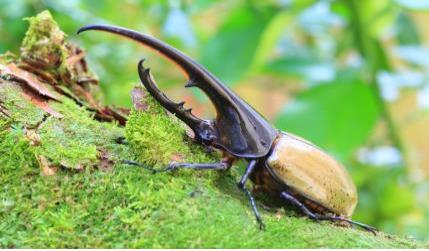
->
[280, 191, 377, 234]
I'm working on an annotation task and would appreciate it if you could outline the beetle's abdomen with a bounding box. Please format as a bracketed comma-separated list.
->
[267, 133, 357, 217]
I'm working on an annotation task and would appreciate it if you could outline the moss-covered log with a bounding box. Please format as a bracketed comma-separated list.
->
[0, 11, 425, 248]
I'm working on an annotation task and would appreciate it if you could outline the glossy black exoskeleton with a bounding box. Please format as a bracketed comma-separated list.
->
[77, 24, 376, 233]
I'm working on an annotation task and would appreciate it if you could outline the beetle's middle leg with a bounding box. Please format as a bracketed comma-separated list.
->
[237, 160, 265, 230]
[280, 191, 377, 234]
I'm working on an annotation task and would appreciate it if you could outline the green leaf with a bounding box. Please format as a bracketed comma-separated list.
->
[249, 11, 293, 72]
[274, 80, 379, 160]
[263, 56, 334, 83]
[264, 57, 316, 77]
[379, 184, 415, 218]
[358, 0, 397, 38]
[345, 0, 396, 72]
[199, 7, 276, 84]
[370, 37, 391, 71]
[292, 0, 318, 9]
[395, 12, 421, 45]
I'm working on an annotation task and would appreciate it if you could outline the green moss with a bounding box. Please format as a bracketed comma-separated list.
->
[0, 161, 424, 248]
[33, 98, 127, 169]
[0, 52, 18, 64]
[0, 81, 126, 170]
[0, 122, 37, 172]
[0, 118, 9, 129]
[21, 10, 67, 69]
[0, 83, 46, 127]
[35, 116, 98, 169]
[125, 90, 216, 167]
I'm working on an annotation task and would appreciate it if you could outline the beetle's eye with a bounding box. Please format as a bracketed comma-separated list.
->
[199, 129, 216, 145]
[203, 130, 214, 141]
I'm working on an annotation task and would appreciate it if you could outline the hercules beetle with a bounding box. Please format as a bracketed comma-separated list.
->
[78, 24, 376, 233]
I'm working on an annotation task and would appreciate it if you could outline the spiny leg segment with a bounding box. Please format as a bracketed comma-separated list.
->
[237, 160, 265, 230]
[122, 159, 230, 173]
[280, 191, 377, 234]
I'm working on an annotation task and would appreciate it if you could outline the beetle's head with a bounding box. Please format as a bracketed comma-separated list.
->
[78, 24, 278, 158]
[193, 120, 218, 145]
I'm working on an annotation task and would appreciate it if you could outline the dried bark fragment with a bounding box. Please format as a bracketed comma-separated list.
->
[36, 155, 57, 176]
[0, 63, 60, 101]
[98, 150, 115, 171]
[17, 62, 58, 85]
[24, 129, 41, 146]
[170, 153, 185, 162]
[17, 10, 125, 125]
[20, 90, 63, 118]
[131, 87, 149, 111]
[94, 106, 129, 126]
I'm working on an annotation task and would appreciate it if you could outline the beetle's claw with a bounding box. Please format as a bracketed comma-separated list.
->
[334, 216, 378, 235]
[258, 221, 266, 231]
[254, 215, 266, 231]
[360, 224, 378, 235]
[345, 219, 377, 235]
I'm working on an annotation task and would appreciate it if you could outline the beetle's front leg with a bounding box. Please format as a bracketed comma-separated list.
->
[122, 158, 232, 173]
[237, 160, 265, 230]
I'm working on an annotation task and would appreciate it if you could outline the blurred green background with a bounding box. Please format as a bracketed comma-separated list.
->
[1, 0, 429, 241]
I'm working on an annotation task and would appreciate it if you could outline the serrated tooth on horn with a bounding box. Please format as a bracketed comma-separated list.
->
[177, 101, 186, 109]
[185, 80, 195, 88]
